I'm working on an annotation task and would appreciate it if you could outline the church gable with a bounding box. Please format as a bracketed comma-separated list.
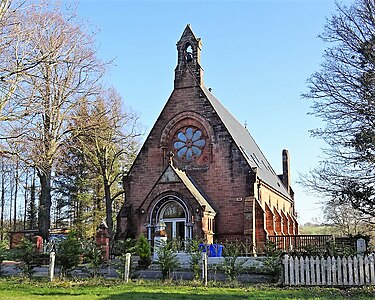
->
[117, 25, 298, 249]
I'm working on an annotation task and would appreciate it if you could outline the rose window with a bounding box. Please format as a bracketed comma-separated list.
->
[173, 127, 206, 161]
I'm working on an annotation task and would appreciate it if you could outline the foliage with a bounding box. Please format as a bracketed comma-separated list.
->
[0, 240, 7, 276]
[56, 231, 82, 278]
[301, 0, 375, 218]
[70, 89, 141, 240]
[81, 238, 103, 278]
[13, 238, 42, 279]
[155, 240, 180, 280]
[135, 235, 151, 269]
[186, 239, 202, 280]
[114, 238, 137, 280]
[221, 241, 242, 282]
[262, 241, 283, 283]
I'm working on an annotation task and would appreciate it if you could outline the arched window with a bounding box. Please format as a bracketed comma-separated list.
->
[162, 202, 185, 219]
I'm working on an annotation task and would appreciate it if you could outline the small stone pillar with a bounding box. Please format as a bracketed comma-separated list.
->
[357, 238, 366, 254]
[96, 221, 110, 261]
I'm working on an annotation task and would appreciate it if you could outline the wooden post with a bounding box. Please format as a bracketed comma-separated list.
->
[354, 256, 359, 285]
[369, 254, 375, 285]
[49, 251, 55, 282]
[332, 257, 337, 285]
[299, 256, 305, 285]
[327, 257, 332, 285]
[348, 256, 354, 286]
[294, 256, 300, 285]
[310, 256, 316, 285]
[359, 255, 365, 285]
[124, 253, 131, 283]
[202, 251, 208, 286]
[364, 255, 370, 285]
[289, 257, 295, 285]
[337, 256, 342, 286]
[305, 257, 310, 285]
[342, 257, 348, 286]
[283, 255, 289, 285]
[315, 256, 321, 285]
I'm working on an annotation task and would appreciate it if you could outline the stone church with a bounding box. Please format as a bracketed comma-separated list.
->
[117, 25, 298, 253]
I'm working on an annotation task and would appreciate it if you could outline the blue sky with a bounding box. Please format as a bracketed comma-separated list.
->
[74, 0, 346, 224]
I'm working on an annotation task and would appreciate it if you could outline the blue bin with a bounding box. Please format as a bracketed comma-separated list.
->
[208, 244, 223, 257]
[199, 244, 223, 257]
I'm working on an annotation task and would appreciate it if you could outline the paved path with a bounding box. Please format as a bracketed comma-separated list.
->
[1, 261, 270, 283]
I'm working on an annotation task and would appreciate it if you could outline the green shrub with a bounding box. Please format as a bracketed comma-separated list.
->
[156, 240, 180, 280]
[135, 235, 151, 269]
[0, 241, 6, 276]
[186, 239, 202, 280]
[114, 238, 137, 280]
[14, 238, 42, 279]
[56, 230, 82, 277]
[221, 242, 242, 282]
[262, 241, 283, 282]
[81, 238, 103, 277]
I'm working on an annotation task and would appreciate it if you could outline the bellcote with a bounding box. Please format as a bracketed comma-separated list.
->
[174, 24, 204, 88]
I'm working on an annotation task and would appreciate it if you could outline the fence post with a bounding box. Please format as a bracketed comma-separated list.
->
[327, 257, 332, 285]
[294, 256, 300, 285]
[315, 256, 321, 285]
[321, 257, 326, 286]
[332, 257, 337, 285]
[289, 256, 295, 285]
[49, 251, 55, 282]
[353, 256, 359, 285]
[310, 256, 316, 285]
[364, 255, 370, 285]
[358, 255, 365, 285]
[369, 254, 375, 285]
[342, 257, 348, 286]
[124, 253, 131, 283]
[299, 256, 305, 285]
[348, 256, 354, 285]
[283, 255, 289, 285]
[305, 257, 310, 285]
[202, 251, 208, 287]
[337, 256, 342, 286]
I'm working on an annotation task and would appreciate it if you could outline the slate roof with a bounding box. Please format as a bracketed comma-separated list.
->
[202, 86, 292, 201]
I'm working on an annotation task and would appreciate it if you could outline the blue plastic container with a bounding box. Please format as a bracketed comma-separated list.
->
[199, 244, 223, 257]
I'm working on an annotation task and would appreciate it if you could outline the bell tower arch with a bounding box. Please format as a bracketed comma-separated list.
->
[174, 24, 204, 88]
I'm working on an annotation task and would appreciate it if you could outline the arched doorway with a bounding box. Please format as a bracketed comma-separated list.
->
[148, 195, 192, 243]
[158, 201, 186, 240]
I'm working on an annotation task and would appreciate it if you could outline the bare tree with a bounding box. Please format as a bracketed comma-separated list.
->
[302, 0, 375, 217]
[0, 0, 54, 122]
[323, 198, 374, 236]
[2, 1, 105, 239]
[72, 88, 141, 241]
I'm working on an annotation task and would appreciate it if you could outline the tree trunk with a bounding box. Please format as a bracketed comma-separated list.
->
[38, 168, 52, 240]
[103, 178, 113, 241]
[29, 169, 37, 230]
[13, 159, 19, 231]
[23, 169, 29, 229]
[0, 159, 5, 240]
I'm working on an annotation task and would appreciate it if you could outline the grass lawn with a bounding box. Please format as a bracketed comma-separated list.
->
[0, 278, 374, 300]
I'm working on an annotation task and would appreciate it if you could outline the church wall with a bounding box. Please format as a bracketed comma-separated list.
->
[123, 85, 255, 241]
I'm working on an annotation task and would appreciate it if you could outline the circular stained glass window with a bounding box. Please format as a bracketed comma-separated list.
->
[173, 127, 206, 161]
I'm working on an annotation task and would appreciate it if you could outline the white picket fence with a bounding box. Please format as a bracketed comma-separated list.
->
[283, 254, 375, 286]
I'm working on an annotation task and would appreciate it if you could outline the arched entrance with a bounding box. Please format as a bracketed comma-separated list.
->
[158, 201, 186, 240]
[148, 195, 193, 243]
